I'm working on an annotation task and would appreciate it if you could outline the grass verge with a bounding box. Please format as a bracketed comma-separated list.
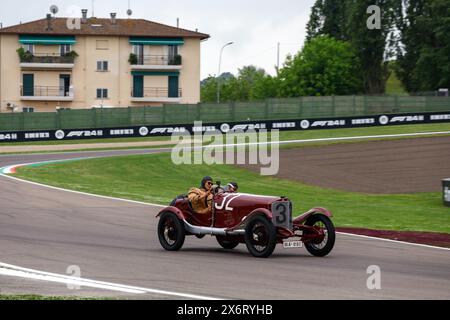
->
[15, 152, 450, 234]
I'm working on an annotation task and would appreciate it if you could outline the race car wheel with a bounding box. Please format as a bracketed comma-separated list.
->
[244, 215, 277, 258]
[216, 235, 239, 250]
[304, 214, 335, 257]
[158, 212, 185, 251]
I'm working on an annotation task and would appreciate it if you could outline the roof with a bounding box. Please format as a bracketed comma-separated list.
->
[0, 17, 209, 40]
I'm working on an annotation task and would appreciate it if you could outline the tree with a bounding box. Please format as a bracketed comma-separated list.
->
[396, 0, 450, 92]
[306, 0, 399, 94]
[200, 66, 279, 102]
[306, 0, 349, 41]
[200, 76, 218, 102]
[277, 35, 363, 96]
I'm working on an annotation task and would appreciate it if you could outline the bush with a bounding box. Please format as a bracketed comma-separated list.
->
[128, 53, 138, 65]
[16, 47, 33, 62]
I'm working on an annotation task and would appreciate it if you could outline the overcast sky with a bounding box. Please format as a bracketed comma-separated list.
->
[0, 0, 315, 79]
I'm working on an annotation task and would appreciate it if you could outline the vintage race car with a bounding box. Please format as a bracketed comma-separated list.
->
[156, 182, 335, 258]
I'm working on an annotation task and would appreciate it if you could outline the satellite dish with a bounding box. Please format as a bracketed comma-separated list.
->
[127, 9, 133, 17]
[50, 5, 59, 15]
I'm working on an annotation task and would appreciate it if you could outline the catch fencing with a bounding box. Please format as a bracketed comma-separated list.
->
[1, 95, 450, 131]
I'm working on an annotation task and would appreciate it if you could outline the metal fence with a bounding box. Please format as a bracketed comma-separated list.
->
[1, 95, 450, 131]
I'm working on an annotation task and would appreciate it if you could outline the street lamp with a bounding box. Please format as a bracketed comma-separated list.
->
[217, 41, 234, 104]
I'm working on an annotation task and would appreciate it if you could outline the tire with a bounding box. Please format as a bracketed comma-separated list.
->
[216, 235, 239, 250]
[304, 214, 335, 257]
[244, 215, 277, 258]
[157, 212, 185, 251]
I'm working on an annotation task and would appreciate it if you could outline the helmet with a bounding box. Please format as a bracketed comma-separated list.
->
[227, 182, 238, 191]
[200, 176, 213, 189]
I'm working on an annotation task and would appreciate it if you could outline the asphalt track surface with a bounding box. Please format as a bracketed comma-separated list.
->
[0, 146, 449, 300]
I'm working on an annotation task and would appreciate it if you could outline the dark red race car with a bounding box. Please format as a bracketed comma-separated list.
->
[156, 182, 335, 258]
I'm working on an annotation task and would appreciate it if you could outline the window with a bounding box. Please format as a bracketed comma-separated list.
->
[22, 107, 34, 113]
[168, 45, 178, 58]
[96, 89, 108, 99]
[60, 44, 71, 56]
[96, 40, 109, 50]
[96, 61, 109, 71]
[22, 44, 34, 54]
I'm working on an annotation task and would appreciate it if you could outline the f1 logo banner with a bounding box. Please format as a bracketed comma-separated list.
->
[1, 111, 450, 143]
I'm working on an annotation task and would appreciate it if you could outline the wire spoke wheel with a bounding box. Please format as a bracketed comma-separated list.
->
[245, 215, 276, 258]
[304, 215, 335, 257]
[158, 212, 185, 251]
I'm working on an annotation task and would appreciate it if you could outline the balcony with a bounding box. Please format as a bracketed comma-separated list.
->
[130, 87, 182, 103]
[20, 85, 74, 101]
[129, 54, 182, 71]
[19, 53, 76, 70]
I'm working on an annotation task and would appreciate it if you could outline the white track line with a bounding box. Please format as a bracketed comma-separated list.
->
[337, 232, 450, 251]
[0, 173, 165, 208]
[0, 131, 449, 297]
[1, 130, 450, 158]
[0, 263, 221, 299]
[0, 173, 448, 251]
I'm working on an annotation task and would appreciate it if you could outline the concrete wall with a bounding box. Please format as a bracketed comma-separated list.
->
[179, 38, 201, 104]
[0, 34, 21, 112]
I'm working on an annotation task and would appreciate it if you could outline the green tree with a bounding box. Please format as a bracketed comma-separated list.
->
[306, 0, 399, 94]
[396, 0, 450, 92]
[306, 0, 349, 41]
[201, 66, 279, 102]
[200, 76, 218, 102]
[277, 35, 363, 96]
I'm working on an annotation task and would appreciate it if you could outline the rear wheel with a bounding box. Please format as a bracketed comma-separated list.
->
[157, 212, 185, 251]
[304, 214, 335, 257]
[216, 235, 239, 249]
[244, 215, 277, 258]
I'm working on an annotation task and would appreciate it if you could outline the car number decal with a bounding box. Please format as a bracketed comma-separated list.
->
[271, 201, 292, 229]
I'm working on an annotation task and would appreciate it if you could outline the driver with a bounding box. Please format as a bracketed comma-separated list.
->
[188, 176, 214, 215]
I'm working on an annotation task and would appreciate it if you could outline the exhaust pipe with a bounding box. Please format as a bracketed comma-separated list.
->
[183, 220, 245, 236]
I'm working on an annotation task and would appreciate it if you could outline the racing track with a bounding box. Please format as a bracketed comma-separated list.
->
[0, 142, 449, 299]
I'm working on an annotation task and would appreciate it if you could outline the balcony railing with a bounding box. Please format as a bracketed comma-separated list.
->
[132, 54, 182, 66]
[131, 87, 182, 98]
[19, 53, 75, 64]
[21, 85, 72, 97]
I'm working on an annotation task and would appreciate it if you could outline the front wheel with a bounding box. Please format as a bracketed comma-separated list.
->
[304, 214, 335, 257]
[158, 212, 185, 251]
[244, 215, 277, 258]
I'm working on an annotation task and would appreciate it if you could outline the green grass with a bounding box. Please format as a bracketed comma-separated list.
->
[15, 152, 450, 234]
[386, 69, 408, 95]
[278, 123, 450, 141]
[0, 144, 176, 155]
[0, 135, 171, 146]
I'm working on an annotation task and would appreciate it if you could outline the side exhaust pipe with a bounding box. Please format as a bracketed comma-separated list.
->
[183, 220, 245, 236]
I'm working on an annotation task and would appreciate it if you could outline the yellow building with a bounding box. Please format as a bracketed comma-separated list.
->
[0, 11, 209, 112]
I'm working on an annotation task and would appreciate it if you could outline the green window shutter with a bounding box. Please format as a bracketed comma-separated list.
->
[23, 74, 34, 96]
[168, 76, 179, 98]
[133, 76, 144, 98]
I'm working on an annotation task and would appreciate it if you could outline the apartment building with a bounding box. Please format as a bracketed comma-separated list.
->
[0, 11, 209, 112]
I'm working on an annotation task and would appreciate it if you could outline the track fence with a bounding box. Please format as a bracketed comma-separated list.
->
[1, 95, 450, 131]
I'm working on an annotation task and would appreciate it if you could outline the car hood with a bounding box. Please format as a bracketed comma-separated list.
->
[232, 193, 281, 205]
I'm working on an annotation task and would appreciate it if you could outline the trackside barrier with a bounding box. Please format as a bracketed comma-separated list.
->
[1, 95, 450, 131]
[443, 179, 450, 207]
[1, 111, 450, 143]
